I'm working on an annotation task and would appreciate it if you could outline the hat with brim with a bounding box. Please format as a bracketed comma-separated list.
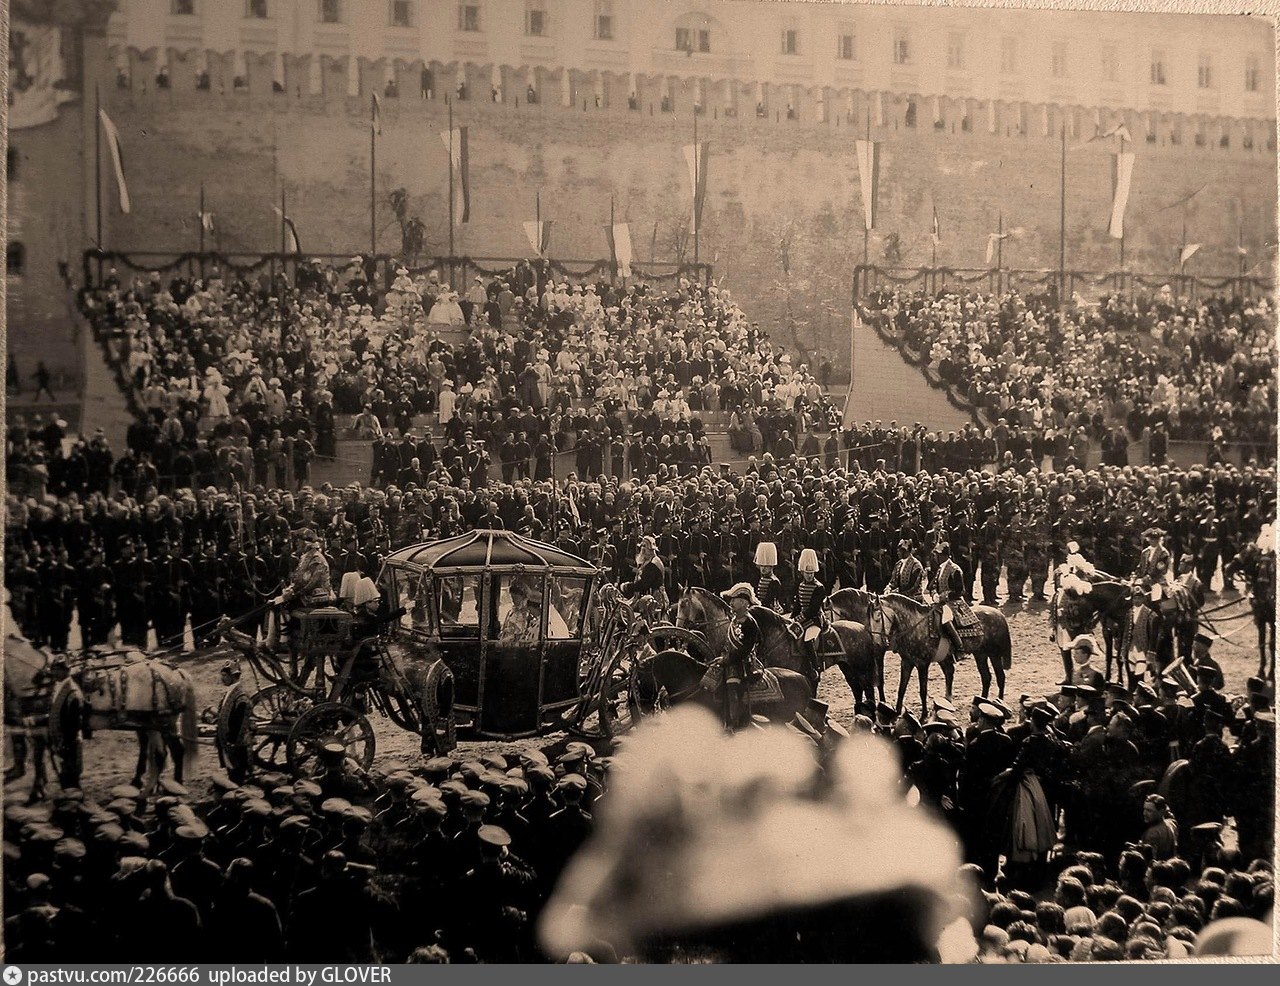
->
[539, 707, 962, 960]
[720, 582, 760, 606]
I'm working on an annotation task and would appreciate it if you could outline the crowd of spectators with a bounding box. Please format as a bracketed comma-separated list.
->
[864, 287, 1277, 457]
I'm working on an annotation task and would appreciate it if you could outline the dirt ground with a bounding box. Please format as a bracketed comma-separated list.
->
[3, 583, 1267, 809]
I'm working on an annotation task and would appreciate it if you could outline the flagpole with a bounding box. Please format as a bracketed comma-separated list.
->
[370, 93, 377, 258]
[1238, 211, 1246, 278]
[863, 111, 870, 267]
[997, 210, 1004, 293]
[447, 94, 455, 266]
[199, 183, 205, 256]
[610, 195, 616, 284]
[95, 83, 103, 251]
[280, 188, 286, 255]
[536, 189, 541, 259]
[1118, 136, 1126, 271]
[1059, 123, 1066, 302]
[694, 110, 701, 267]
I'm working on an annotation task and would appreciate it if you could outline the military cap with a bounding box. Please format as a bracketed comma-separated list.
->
[975, 699, 1008, 721]
[1028, 705, 1057, 727]
[557, 773, 589, 792]
[1105, 682, 1129, 697]
[109, 783, 142, 801]
[320, 797, 352, 815]
[279, 815, 312, 831]
[258, 771, 289, 791]
[54, 837, 87, 860]
[1074, 684, 1100, 699]
[477, 824, 511, 848]
[875, 701, 899, 721]
[480, 753, 509, 771]
[207, 771, 239, 793]
[92, 823, 126, 844]
[460, 790, 491, 808]
[518, 749, 550, 768]
[294, 779, 322, 799]
[118, 832, 150, 854]
[342, 806, 374, 826]
[932, 697, 957, 713]
[319, 741, 346, 759]
[174, 823, 210, 842]
[439, 780, 469, 798]
[422, 756, 455, 778]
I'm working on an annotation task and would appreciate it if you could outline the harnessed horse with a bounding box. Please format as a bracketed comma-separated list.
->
[828, 587, 890, 703]
[1050, 574, 1134, 683]
[629, 648, 812, 726]
[866, 592, 1012, 714]
[3, 636, 199, 796]
[673, 586, 879, 709]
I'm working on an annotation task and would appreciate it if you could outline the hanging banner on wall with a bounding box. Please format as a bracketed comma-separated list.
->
[1108, 151, 1136, 239]
[605, 223, 634, 278]
[682, 141, 709, 233]
[8, 20, 76, 130]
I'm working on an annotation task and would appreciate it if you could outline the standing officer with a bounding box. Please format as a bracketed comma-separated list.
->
[48, 657, 89, 792]
[753, 542, 784, 612]
[860, 512, 890, 594]
[113, 537, 151, 648]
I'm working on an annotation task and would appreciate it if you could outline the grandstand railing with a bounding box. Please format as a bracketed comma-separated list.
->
[81, 249, 713, 292]
[852, 264, 1274, 304]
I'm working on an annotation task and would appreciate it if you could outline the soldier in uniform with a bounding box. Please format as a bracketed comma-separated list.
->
[789, 548, 829, 678]
[619, 535, 668, 614]
[48, 656, 88, 792]
[77, 546, 115, 648]
[1003, 508, 1028, 602]
[150, 539, 190, 650]
[959, 699, 1015, 874]
[1136, 526, 1173, 603]
[112, 537, 151, 647]
[709, 583, 764, 730]
[860, 513, 890, 594]
[930, 543, 969, 666]
[978, 509, 1003, 606]
[834, 511, 860, 589]
[886, 539, 925, 601]
[753, 542, 784, 612]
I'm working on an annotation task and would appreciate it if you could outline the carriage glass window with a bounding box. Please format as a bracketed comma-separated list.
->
[436, 574, 482, 638]
[546, 576, 589, 639]
[494, 575, 545, 645]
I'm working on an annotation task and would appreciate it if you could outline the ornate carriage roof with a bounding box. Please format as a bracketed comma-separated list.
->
[383, 529, 597, 574]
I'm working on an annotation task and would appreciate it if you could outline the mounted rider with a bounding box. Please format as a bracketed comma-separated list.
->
[887, 539, 925, 602]
[282, 529, 334, 612]
[789, 548, 829, 678]
[930, 542, 970, 665]
[754, 542, 785, 613]
[703, 582, 764, 730]
[1136, 527, 1174, 604]
[620, 535, 669, 615]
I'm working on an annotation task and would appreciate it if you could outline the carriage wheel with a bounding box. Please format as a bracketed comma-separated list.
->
[595, 652, 645, 737]
[246, 685, 313, 773]
[286, 702, 376, 777]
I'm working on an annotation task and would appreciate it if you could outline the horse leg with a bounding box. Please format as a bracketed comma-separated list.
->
[876, 647, 886, 703]
[166, 729, 186, 785]
[942, 657, 955, 703]
[6, 732, 28, 782]
[918, 662, 929, 718]
[895, 657, 912, 714]
[992, 648, 1007, 699]
[976, 653, 991, 698]
[1059, 649, 1074, 685]
[131, 729, 148, 788]
[27, 736, 48, 804]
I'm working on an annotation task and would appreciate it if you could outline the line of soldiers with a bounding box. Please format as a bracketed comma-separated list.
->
[5, 455, 1273, 656]
[871, 649, 1275, 890]
[2, 740, 614, 964]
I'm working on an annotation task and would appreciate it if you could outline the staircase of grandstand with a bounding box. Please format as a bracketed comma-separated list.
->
[842, 313, 973, 432]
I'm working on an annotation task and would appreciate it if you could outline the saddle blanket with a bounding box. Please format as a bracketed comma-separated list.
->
[747, 670, 785, 705]
[930, 602, 983, 652]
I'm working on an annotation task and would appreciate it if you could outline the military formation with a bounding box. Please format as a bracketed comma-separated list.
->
[2, 740, 614, 963]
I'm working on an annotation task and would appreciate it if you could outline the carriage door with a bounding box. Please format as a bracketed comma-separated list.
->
[479, 574, 545, 737]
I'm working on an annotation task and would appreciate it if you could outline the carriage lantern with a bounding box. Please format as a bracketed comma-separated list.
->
[378, 530, 600, 739]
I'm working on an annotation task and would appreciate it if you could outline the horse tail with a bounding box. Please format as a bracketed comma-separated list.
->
[179, 672, 200, 776]
[990, 613, 1013, 670]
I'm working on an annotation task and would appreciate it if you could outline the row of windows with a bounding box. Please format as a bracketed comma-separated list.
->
[164, 2, 1266, 92]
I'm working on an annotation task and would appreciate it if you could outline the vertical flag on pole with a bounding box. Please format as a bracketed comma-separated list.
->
[1179, 243, 1201, 268]
[272, 206, 301, 253]
[98, 108, 132, 214]
[931, 205, 941, 246]
[372, 91, 382, 134]
[682, 141, 709, 233]
[1108, 150, 1135, 239]
[523, 219, 553, 256]
[854, 138, 880, 230]
[605, 223, 634, 278]
[200, 209, 215, 233]
[440, 127, 471, 223]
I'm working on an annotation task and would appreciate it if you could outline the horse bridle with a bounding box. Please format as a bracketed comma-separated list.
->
[869, 594, 932, 645]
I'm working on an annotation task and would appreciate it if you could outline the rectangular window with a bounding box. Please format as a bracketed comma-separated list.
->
[947, 33, 964, 70]
[782, 29, 798, 56]
[1101, 44, 1118, 82]
[246, 0, 268, 18]
[1245, 54, 1260, 91]
[1051, 42, 1068, 78]
[676, 26, 692, 52]
[838, 33, 855, 61]
[458, 3, 480, 32]
[390, 0, 412, 27]
[318, 0, 341, 24]
[594, 0, 613, 40]
[1198, 53, 1213, 89]
[172, 0, 196, 14]
[525, 4, 546, 37]
[1000, 36, 1017, 74]
[1150, 50, 1166, 85]
[698, 29, 710, 53]
[893, 28, 910, 65]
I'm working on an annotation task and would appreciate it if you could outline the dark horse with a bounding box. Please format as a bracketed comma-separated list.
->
[1050, 574, 1134, 683]
[829, 587, 889, 703]
[631, 648, 813, 726]
[1224, 545, 1276, 681]
[867, 593, 1012, 714]
[673, 586, 881, 712]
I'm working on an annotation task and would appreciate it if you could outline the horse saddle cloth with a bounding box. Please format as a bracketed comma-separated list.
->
[930, 602, 982, 652]
[746, 669, 784, 705]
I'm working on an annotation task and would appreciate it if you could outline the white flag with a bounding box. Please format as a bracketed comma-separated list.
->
[1108, 151, 1136, 239]
[98, 108, 132, 214]
[612, 223, 633, 279]
[1180, 243, 1201, 266]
